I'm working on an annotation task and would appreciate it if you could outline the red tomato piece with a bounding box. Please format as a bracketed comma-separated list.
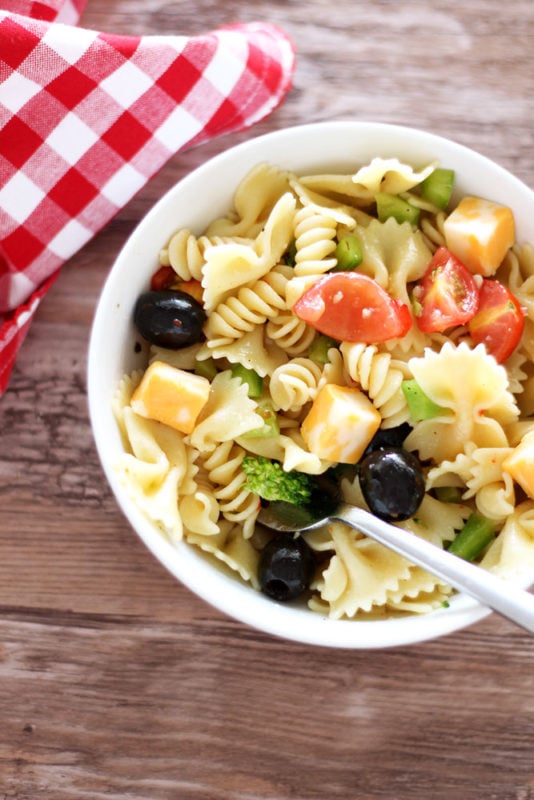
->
[150, 265, 176, 291]
[413, 246, 480, 333]
[468, 278, 525, 362]
[292, 272, 412, 343]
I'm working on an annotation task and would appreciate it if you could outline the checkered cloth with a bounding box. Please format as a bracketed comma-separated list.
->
[0, 0, 295, 394]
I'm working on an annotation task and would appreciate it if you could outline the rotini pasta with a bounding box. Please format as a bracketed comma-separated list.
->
[340, 342, 410, 428]
[292, 205, 339, 277]
[201, 441, 260, 538]
[159, 228, 244, 282]
[265, 313, 316, 356]
[269, 357, 323, 412]
[202, 265, 291, 348]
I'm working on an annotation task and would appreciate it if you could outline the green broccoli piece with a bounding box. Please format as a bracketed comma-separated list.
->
[242, 455, 313, 505]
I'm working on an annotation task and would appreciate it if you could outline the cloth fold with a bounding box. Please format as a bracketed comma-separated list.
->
[0, 0, 295, 393]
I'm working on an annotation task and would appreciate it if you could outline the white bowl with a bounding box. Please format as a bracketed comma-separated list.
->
[88, 121, 534, 648]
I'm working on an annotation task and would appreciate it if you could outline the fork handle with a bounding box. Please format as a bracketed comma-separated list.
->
[334, 503, 534, 634]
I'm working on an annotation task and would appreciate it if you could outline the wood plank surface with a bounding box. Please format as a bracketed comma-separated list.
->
[1, 1, 534, 798]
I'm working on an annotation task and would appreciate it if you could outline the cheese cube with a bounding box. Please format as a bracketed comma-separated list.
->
[131, 360, 210, 435]
[502, 432, 534, 499]
[300, 384, 381, 464]
[443, 196, 515, 276]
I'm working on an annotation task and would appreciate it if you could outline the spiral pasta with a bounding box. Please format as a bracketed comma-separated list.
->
[340, 342, 410, 428]
[266, 312, 317, 356]
[203, 265, 291, 348]
[159, 228, 254, 283]
[420, 209, 447, 251]
[292, 204, 338, 276]
[269, 357, 323, 412]
[499, 243, 534, 326]
[201, 441, 260, 538]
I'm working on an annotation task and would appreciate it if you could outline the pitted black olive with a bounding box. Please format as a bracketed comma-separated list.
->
[133, 289, 206, 349]
[362, 422, 412, 458]
[359, 446, 425, 522]
[258, 533, 315, 602]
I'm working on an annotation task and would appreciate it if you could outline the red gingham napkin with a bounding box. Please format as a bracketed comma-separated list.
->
[0, 0, 295, 394]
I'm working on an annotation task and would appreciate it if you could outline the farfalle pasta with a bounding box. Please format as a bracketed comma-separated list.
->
[355, 216, 432, 296]
[201, 192, 296, 311]
[426, 442, 516, 523]
[206, 162, 292, 239]
[114, 156, 534, 620]
[188, 371, 265, 452]
[405, 342, 519, 462]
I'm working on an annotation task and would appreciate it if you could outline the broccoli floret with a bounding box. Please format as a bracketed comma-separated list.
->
[242, 455, 313, 505]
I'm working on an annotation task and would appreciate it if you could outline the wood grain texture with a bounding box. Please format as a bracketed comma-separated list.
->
[1, 1, 534, 798]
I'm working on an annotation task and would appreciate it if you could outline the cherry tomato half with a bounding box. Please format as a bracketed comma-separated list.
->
[292, 272, 412, 343]
[413, 247, 480, 333]
[150, 265, 176, 291]
[468, 278, 524, 363]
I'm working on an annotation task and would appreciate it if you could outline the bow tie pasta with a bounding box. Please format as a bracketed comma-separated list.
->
[114, 156, 534, 620]
[404, 342, 519, 462]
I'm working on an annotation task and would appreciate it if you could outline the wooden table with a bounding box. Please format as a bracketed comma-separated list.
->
[2, 1, 534, 797]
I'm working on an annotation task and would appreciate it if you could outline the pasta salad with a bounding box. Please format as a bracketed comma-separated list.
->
[112, 157, 534, 619]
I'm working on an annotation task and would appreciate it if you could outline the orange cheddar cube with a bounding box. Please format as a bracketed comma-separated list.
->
[300, 384, 381, 464]
[443, 196, 515, 276]
[130, 360, 210, 435]
[502, 432, 534, 499]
